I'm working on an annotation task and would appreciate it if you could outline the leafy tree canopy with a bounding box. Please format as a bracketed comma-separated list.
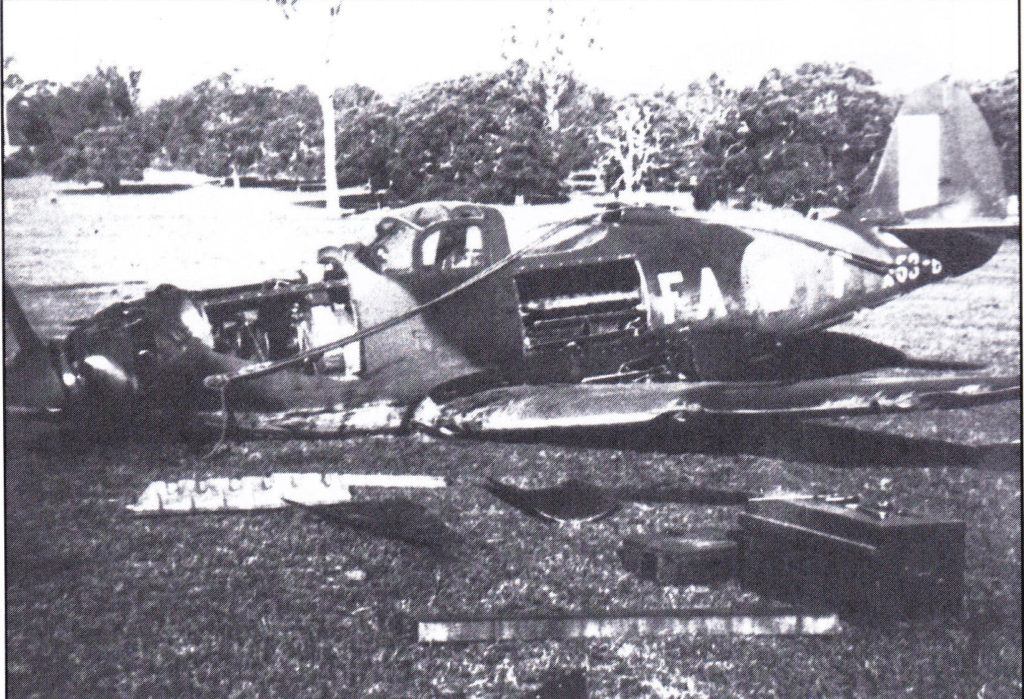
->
[970, 70, 1019, 196]
[50, 67, 150, 191]
[390, 63, 562, 204]
[52, 123, 148, 192]
[702, 63, 895, 211]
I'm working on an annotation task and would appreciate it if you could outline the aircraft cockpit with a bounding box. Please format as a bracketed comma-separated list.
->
[366, 203, 504, 273]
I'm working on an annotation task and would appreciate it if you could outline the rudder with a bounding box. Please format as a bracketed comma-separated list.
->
[856, 78, 1008, 224]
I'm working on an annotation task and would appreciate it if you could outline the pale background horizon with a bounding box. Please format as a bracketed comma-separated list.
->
[3, 0, 1019, 105]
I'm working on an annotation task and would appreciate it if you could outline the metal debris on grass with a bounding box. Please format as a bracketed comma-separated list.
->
[127, 472, 446, 514]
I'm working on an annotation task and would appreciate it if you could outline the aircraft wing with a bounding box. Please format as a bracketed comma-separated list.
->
[415, 372, 1020, 434]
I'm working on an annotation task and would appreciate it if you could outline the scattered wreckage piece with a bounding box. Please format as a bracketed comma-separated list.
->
[126, 473, 446, 515]
[478, 477, 836, 524]
[287, 497, 463, 553]
[480, 477, 622, 524]
[736, 498, 965, 621]
[204, 403, 409, 439]
[619, 534, 739, 587]
[417, 606, 842, 643]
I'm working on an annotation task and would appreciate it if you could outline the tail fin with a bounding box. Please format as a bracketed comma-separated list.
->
[852, 78, 1018, 276]
[4, 284, 67, 417]
[4, 283, 47, 354]
[857, 77, 1010, 224]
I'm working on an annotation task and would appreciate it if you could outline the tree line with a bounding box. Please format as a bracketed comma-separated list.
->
[3, 60, 1019, 209]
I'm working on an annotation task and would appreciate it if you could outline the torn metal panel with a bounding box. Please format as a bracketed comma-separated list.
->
[417, 372, 1021, 434]
[199, 401, 409, 438]
[127, 473, 446, 515]
[480, 477, 622, 523]
[477, 477, 753, 523]
[414, 383, 699, 433]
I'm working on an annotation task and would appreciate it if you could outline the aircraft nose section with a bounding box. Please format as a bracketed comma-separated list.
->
[78, 354, 137, 407]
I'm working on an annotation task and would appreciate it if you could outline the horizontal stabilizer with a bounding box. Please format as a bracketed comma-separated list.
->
[127, 472, 446, 515]
[415, 372, 1020, 434]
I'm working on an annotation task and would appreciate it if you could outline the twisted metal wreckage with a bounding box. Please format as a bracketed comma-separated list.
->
[7, 80, 1019, 449]
[7, 79, 1017, 639]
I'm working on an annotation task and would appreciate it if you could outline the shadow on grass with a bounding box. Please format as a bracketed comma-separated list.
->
[488, 417, 1022, 471]
[10, 410, 1019, 471]
[59, 183, 193, 195]
[5, 412, 195, 457]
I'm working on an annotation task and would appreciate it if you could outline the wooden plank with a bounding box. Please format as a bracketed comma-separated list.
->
[418, 607, 841, 643]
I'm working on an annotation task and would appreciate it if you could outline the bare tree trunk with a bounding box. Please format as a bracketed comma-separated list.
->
[275, 0, 342, 217]
[318, 87, 340, 218]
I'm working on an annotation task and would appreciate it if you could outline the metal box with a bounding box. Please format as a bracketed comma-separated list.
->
[619, 534, 738, 587]
[737, 499, 965, 621]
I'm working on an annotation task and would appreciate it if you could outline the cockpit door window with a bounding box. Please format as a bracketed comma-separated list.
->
[418, 223, 486, 270]
[371, 217, 420, 271]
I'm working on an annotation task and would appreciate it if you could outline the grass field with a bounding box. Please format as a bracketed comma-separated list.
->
[5, 175, 1022, 697]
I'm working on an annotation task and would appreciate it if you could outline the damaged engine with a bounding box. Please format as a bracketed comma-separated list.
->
[57, 276, 359, 415]
[197, 278, 353, 367]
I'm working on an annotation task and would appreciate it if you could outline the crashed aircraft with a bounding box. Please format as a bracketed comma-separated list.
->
[5, 79, 1020, 441]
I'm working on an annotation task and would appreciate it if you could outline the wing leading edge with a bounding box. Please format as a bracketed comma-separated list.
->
[413, 372, 1020, 434]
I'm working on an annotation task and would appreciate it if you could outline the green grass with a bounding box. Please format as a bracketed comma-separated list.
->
[5, 175, 1021, 697]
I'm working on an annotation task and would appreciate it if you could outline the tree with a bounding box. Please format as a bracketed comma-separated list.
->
[704, 63, 895, 211]
[192, 74, 281, 187]
[591, 78, 737, 200]
[257, 85, 323, 183]
[52, 123, 148, 192]
[597, 97, 657, 196]
[666, 75, 739, 190]
[2, 56, 42, 176]
[971, 70, 1019, 196]
[141, 78, 227, 171]
[389, 63, 561, 204]
[3, 56, 21, 154]
[542, 73, 614, 182]
[501, 5, 609, 182]
[502, 6, 601, 150]
[334, 85, 396, 190]
[273, 0, 343, 216]
[51, 67, 150, 191]
[4, 66, 141, 173]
